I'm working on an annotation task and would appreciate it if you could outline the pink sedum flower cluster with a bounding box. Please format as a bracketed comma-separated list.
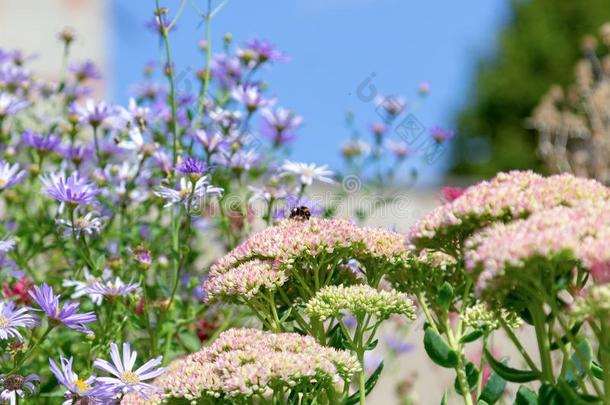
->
[205, 218, 408, 302]
[464, 200, 610, 293]
[122, 328, 360, 404]
[407, 171, 610, 250]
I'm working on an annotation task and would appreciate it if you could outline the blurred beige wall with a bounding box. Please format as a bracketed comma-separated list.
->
[0, 0, 107, 93]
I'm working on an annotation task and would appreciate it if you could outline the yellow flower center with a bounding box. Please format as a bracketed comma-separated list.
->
[120, 371, 140, 385]
[0, 178, 7, 187]
[73, 378, 90, 393]
[0, 315, 9, 329]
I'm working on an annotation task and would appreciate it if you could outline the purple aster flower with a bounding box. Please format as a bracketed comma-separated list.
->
[0, 93, 28, 118]
[56, 211, 105, 237]
[69, 60, 101, 82]
[211, 55, 242, 89]
[430, 126, 455, 143]
[22, 130, 61, 153]
[29, 283, 96, 334]
[145, 15, 175, 34]
[0, 301, 39, 341]
[260, 107, 303, 146]
[192, 130, 226, 154]
[238, 39, 288, 66]
[0, 64, 31, 91]
[385, 336, 416, 355]
[175, 157, 207, 177]
[84, 277, 139, 298]
[375, 95, 406, 120]
[0, 374, 39, 404]
[130, 82, 165, 101]
[231, 84, 275, 113]
[49, 356, 116, 404]
[369, 122, 388, 138]
[93, 342, 166, 396]
[385, 139, 412, 160]
[61, 142, 93, 166]
[70, 99, 112, 128]
[214, 149, 259, 172]
[153, 176, 223, 208]
[42, 172, 100, 206]
[0, 161, 26, 191]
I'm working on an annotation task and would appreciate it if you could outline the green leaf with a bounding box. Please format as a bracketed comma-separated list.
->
[424, 328, 458, 368]
[438, 281, 454, 309]
[179, 330, 202, 352]
[346, 362, 384, 405]
[454, 361, 479, 395]
[366, 338, 379, 351]
[514, 386, 537, 405]
[440, 392, 448, 405]
[556, 379, 602, 404]
[591, 361, 604, 380]
[478, 371, 507, 404]
[538, 383, 562, 405]
[565, 338, 592, 386]
[476, 401, 490, 405]
[460, 329, 484, 344]
[484, 347, 540, 383]
[327, 323, 350, 350]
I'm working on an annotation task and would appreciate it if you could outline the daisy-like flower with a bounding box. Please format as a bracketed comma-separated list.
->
[0, 374, 39, 405]
[29, 283, 96, 334]
[63, 268, 110, 306]
[93, 342, 166, 396]
[49, 356, 116, 405]
[21, 131, 61, 154]
[41, 172, 100, 207]
[260, 107, 302, 145]
[85, 277, 139, 298]
[153, 176, 223, 208]
[0, 161, 26, 191]
[68, 60, 101, 82]
[231, 84, 274, 113]
[0, 301, 39, 341]
[279, 160, 335, 186]
[0, 238, 15, 254]
[192, 130, 226, 154]
[56, 211, 105, 237]
[70, 99, 112, 128]
[175, 157, 207, 179]
[0, 93, 28, 118]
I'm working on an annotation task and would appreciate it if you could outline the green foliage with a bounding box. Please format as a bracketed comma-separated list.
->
[478, 372, 507, 405]
[484, 347, 540, 383]
[423, 327, 459, 368]
[453, 0, 610, 176]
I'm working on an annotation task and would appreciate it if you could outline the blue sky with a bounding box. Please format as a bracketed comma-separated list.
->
[111, 0, 509, 185]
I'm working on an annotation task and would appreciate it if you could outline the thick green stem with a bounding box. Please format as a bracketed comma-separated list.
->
[530, 305, 554, 382]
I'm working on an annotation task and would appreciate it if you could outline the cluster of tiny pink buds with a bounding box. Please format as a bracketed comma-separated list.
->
[122, 328, 360, 404]
[205, 218, 408, 302]
[212, 218, 408, 272]
[305, 284, 416, 321]
[464, 200, 610, 294]
[204, 259, 286, 303]
[407, 171, 609, 251]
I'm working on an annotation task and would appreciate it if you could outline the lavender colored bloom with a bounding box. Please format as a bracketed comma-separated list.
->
[193, 130, 226, 154]
[93, 342, 166, 396]
[0, 64, 31, 91]
[61, 142, 93, 165]
[0, 374, 39, 404]
[430, 126, 455, 143]
[42, 172, 100, 206]
[0, 238, 15, 253]
[232, 84, 274, 113]
[49, 356, 116, 405]
[215, 149, 259, 171]
[145, 15, 175, 34]
[29, 283, 96, 334]
[385, 336, 416, 355]
[0, 301, 39, 341]
[238, 39, 288, 65]
[70, 99, 112, 128]
[69, 60, 101, 82]
[385, 139, 412, 160]
[63, 268, 110, 306]
[175, 157, 207, 177]
[369, 122, 388, 137]
[376, 95, 406, 118]
[22, 130, 61, 153]
[85, 277, 139, 298]
[153, 176, 223, 208]
[0, 161, 26, 190]
[211, 55, 242, 88]
[260, 107, 303, 145]
[0, 93, 28, 118]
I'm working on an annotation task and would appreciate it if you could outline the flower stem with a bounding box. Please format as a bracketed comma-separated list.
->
[530, 304, 554, 382]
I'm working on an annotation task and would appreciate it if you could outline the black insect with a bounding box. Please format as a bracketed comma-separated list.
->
[289, 206, 311, 221]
